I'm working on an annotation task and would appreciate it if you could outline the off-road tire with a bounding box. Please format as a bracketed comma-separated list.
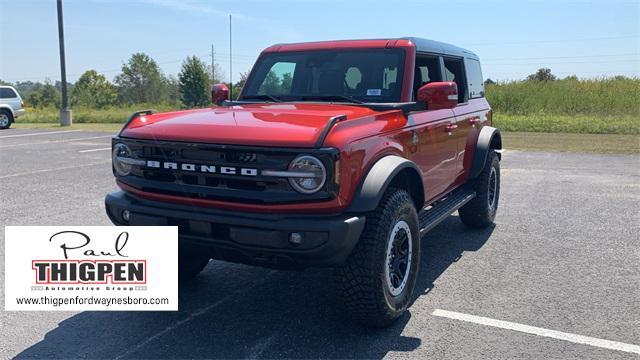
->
[334, 187, 420, 328]
[459, 150, 500, 228]
[0, 110, 13, 129]
[178, 244, 210, 283]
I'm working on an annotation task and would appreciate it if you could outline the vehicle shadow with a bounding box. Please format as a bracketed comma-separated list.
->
[15, 215, 493, 359]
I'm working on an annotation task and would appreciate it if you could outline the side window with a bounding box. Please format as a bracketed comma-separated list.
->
[465, 58, 484, 98]
[413, 55, 441, 100]
[0, 88, 17, 99]
[257, 62, 296, 95]
[443, 57, 468, 103]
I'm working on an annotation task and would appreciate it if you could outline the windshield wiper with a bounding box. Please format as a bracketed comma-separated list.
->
[300, 95, 365, 104]
[242, 94, 282, 102]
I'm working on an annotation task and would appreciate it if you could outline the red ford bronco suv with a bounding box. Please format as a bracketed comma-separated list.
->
[106, 38, 501, 327]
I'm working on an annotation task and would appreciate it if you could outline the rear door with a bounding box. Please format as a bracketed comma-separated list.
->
[441, 57, 471, 180]
[409, 54, 459, 202]
[449, 58, 491, 184]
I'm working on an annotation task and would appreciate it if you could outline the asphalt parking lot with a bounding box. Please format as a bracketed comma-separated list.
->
[1, 128, 639, 359]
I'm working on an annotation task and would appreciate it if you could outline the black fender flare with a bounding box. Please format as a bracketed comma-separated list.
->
[470, 126, 502, 179]
[347, 155, 424, 213]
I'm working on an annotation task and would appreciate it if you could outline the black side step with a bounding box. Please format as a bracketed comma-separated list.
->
[418, 186, 476, 236]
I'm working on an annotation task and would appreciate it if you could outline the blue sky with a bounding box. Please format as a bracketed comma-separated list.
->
[1, 0, 638, 83]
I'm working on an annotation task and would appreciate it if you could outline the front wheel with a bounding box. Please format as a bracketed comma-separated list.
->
[459, 150, 500, 228]
[334, 188, 420, 328]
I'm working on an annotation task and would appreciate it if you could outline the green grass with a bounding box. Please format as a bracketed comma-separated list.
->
[493, 114, 640, 135]
[502, 132, 639, 154]
[13, 122, 123, 132]
[485, 77, 640, 135]
[486, 77, 640, 135]
[19, 103, 180, 124]
[485, 77, 640, 116]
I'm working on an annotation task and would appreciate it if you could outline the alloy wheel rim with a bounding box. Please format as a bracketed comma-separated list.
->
[385, 220, 412, 297]
[488, 166, 497, 209]
[0, 114, 8, 127]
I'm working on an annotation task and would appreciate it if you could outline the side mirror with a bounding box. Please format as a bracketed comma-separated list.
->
[417, 82, 458, 110]
[211, 83, 229, 105]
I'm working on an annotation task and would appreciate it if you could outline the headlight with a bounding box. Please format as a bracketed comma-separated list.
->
[112, 143, 133, 176]
[287, 155, 327, 194]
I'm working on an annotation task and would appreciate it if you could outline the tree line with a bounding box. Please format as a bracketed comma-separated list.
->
[3, 61, 634, 110]
[0, 53, 247, 109]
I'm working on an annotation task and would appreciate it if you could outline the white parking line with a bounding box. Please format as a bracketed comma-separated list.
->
[0, 130, 81, 139]
[432, 309, 640, 355]
[0, 161, 111, 179]
[0, 135, 112, 149]
[78, 147, 111, 153]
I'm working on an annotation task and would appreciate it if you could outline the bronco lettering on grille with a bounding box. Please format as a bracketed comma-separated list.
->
[145, 160, 258, 176]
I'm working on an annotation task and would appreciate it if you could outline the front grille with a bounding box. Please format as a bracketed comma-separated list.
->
[114, 138, 338, 204]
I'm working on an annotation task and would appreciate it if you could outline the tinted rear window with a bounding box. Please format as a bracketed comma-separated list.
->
[0, 88, 17, 98]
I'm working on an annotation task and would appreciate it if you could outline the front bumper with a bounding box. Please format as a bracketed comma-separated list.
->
[13, 108, 25, 118]
[105, 191, 365, 269]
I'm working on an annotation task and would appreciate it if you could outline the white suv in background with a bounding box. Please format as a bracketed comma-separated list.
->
[0, 86, 25, 129]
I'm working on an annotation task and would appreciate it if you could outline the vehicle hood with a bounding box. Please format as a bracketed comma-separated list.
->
[120, 103, 377, 147]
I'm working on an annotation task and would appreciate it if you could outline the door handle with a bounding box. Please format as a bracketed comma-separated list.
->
[445, 123, 458, 133]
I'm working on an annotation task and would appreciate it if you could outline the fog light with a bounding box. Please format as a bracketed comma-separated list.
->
[122, 210, 131, 222]
[289, 232, 303, 245]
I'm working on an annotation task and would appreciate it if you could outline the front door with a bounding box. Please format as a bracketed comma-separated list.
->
[408, 54, 462, 202]
[409, 108, 459, 203]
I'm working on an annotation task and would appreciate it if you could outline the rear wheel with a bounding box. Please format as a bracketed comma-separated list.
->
[334, 188, 420, 327]
[178, 244, 210, 283]
[459, 150, 500, 228]
[0, 110, 12, 129]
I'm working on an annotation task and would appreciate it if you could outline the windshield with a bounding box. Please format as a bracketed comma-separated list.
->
[241, 49, 405, 103]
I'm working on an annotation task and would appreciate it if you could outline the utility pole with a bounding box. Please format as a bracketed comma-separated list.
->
[211, 44, 216, 85]
[56, 0, 72, 126]
[229, 14, 233, 100]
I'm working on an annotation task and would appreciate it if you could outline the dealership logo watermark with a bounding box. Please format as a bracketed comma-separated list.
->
[32, 230, 145, 284]
[5, 226, 178, 311]
[32, 259, 146, 284]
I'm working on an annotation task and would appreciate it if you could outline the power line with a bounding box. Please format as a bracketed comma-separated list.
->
[2, 53, 213, 81]
[485, 59, 640, 66]
[489, 70, 639, 75]
[1, 48, 258, 81]
[483, 53, 640, 61]
[462, 35, 639, 46]
[119, 45, 256, 59]
[4, 39, 637, 82]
